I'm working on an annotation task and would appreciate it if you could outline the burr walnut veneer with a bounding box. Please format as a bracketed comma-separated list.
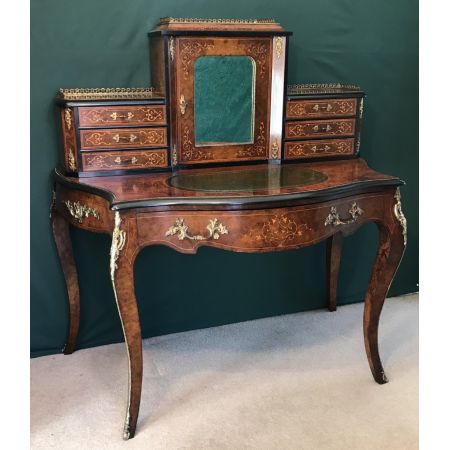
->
[51, 17, 407, 441]
[51, 158, 407, 440]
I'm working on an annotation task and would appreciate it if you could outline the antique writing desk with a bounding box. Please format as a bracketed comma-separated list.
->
[51, 18, 407, 440]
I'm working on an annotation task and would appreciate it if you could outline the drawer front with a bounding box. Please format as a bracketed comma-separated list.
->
[78, 105, 166, 127]
[82, 150, 168, 171]
[80, 128, 167, 150]
[284, 138, 355, 160]
[286, 98, 357, 119]
[285, 119, 355, 139]
[56, 185, 113, 233]
[137, 193, 385, 253]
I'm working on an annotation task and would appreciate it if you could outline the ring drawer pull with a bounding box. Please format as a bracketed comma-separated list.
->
[325, 202, 364, 227]
[312, 103, 333, 112]
[112, 133, 137, 143]
[114, 156, 138, 165]
[165, 218, 228, 241]
[110, 112, 135, 121]
[312, 124, 332, 133]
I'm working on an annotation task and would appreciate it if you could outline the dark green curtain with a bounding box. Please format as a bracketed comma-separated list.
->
[31, 0, 418, 357]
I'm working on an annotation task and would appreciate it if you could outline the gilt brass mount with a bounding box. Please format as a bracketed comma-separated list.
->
[64, 200, 100, 223]
[166, 218, 229, 241]
[67, 148, 76, 171]
[110, 212, 127, 280]
[394, 188, 407, 245]
[180, 94, 186, 115]
[325, 202, 364, 227]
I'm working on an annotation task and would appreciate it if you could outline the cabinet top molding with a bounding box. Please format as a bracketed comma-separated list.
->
[152, 17, 288, 34]
[58, 88, 164, 101]
[287, 84, 362, 95]
[158, 17, 278, 25]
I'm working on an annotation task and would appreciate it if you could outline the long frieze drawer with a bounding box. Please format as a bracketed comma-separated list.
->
[137, 194, 384, 253]
[286, 98, 357, 119]
[285, 119, 355, 139]
[82, 150, 168, 171]
[80, 128, 167, 150]
[284, 139, 355, 159]
[78, 105, 166, 127]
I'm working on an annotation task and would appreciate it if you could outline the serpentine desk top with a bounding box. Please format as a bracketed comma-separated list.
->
[54, 158, 402, 210]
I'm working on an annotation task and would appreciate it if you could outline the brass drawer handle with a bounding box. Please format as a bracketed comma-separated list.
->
[180, 94, 186, 115]
[112, 134, 137, 143]
[325, 202, 364, 226]
[114, 156, 138, 165]
[312, 124, 332, 133]
[311, 144, 331, 153]
[110, 112, 135, 121]
[312, 103, 333, 112]
[166, 218, 228, 241]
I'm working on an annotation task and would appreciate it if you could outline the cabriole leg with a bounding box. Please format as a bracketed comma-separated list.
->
[51, 204, 80, 355]
[110, 212, 142, 440]
[326, 232, 343, 312]
[364, 189, 407, 384]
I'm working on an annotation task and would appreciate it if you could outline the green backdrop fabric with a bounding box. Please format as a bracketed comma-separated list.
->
[31, 0, 418, 357]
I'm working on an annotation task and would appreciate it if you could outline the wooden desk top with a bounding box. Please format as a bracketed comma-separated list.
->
[54, 158, 402, 210]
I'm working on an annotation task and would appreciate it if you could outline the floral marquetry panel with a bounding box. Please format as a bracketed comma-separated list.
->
[286, 98, 357, 119]
[244, 214, 312, 247]
[82, 150, 168, 171]
[79, 128, 167, 150]
[284, 139, 355, 160]
[78, 105, 166, 127]
[285, 119, 355, 140]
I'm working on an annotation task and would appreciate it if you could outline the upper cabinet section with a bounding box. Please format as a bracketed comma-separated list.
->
[149, 18, 291, 167]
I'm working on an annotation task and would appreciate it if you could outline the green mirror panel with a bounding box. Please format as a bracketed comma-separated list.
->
[194, 56, 255, 146]
[168, 166, 328, 192]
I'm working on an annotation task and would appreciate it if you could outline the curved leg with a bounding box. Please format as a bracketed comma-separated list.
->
[364, 191, 406, 384]
[51, 208, 80, 355]
[326, 232, 343, 312]
[110, 212, 142, 440]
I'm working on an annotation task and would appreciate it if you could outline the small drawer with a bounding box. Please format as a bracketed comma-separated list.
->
[78, 105, 166, 127]
[82, 150, 168, 171]
[286, 98, 357, 119]
[80, 127, 167, 150]
[285, 119, 355, 139]
[284, 138, 355, 160]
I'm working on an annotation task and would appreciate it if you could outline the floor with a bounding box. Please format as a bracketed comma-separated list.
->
[30, 294, 418, 450]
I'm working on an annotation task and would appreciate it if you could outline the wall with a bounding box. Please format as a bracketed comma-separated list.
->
[31, 0, 418, 356]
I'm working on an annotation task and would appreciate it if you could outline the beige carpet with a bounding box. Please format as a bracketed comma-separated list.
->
[31, 294, 418, 450]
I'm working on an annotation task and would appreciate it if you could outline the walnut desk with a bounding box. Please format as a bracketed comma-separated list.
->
[51, 158, 407, 439]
